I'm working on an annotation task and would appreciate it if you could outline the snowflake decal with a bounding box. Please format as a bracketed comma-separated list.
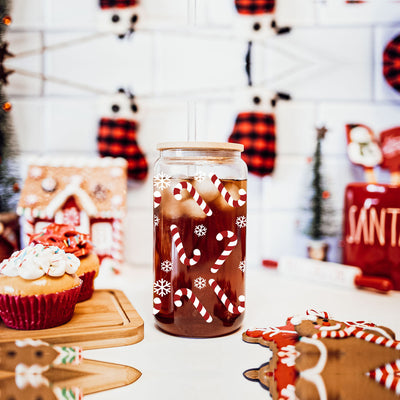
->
[194, 277, 206, 290]
[194, 224, 207, 237]
[161, 260, 173, 272]
[63, 207, 80, 226]
[238, 261, 246, 272]
[194, 171, 206, 182]
[153, 279, 171, 297]
[153, 172, 171, 190]
[236, 216, 247, 228]
[154, 215, 160, 227]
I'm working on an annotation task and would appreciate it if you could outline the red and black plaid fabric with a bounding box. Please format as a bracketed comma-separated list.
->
[97, 118, 148, 181]
[100, 0, 138, 9]
[228, 112, 276, 176]
[234, 0, 275, 15]
[383, 34, 400, 94]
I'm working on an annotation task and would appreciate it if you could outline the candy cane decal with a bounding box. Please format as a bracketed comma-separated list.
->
[209, 173, 247, 207]
[174, 288, 212, 323]
[154, 191, 161, 208]
[211, 230, 238, 273]
[208, 279, 245, 314]
[170, 224, 201, 266]
[173, 181, 212, 216]
[153, 297, 162, 315]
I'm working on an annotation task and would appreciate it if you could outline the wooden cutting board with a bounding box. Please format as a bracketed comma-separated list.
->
[0, 359, 141, 396]
[0, 289, 144, 350]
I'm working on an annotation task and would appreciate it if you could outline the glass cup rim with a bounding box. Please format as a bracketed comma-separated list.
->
[157, 141, 244, 152]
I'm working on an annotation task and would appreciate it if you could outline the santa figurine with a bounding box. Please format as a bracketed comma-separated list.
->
[346, 124, 383, 182]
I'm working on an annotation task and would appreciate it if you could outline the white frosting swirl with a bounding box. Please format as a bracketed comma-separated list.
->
[0, 244, 80, 280]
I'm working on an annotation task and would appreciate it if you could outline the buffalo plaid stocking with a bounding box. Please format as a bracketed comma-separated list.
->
[228, 112, 276, 176]
[97, 118, 148, 181]
[100, 0, 138, 8]
[234, 0, 275, 14]
[383, 34, 400, 94]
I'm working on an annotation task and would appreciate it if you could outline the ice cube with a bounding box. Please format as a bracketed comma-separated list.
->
[181, 199, 208, 219]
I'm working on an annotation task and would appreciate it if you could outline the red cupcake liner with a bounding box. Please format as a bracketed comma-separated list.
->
[77, 270, 96, 302]
[0, 284, 82, 330]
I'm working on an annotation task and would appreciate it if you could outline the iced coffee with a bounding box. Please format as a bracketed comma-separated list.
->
[153, 142, 247, 337]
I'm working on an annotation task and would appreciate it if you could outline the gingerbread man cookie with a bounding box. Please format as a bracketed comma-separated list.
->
[243, 309, 400, 400]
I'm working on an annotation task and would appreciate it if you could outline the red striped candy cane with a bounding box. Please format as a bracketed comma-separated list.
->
[173, 181, 212, 216]
[209, 173, 247, 207]
[153, 297, 162, 315]
[369, 360, 400, 394]
[211, 230, 238, 273]
[208, 278, 245, 314]
[174, 288, 212, 323]
[154, 191, 161, 208]
[350, 327, 400, 350]
[306, 309, 330, 320]
[170, 224, 201, 266]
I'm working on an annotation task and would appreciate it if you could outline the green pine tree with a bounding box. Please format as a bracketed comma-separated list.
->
[0, 0, 12, 39]
[0, 88, 19, 212]
[304, 126, 336, 240]
[0, 0, 18, 212]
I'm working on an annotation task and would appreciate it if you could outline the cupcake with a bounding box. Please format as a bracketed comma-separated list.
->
[30, 224, 100, 302]
[0, 244, 82, 330]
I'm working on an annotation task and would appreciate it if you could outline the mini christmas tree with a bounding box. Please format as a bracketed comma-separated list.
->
[0, 0, 12, 39]
[0, 88, 18, 212]
[303, 126, 336, 260]
[0, 88, 20, 260]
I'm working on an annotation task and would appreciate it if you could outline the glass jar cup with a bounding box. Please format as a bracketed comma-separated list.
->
[153, 142, 247, 337]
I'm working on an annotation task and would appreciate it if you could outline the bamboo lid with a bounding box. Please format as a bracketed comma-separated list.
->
[157, 142, 244, 152]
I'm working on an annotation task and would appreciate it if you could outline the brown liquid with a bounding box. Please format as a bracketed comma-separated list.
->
[153, 177, 246, 337]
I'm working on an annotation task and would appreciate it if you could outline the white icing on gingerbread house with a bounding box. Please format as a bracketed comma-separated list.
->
[17, 156, 128, 271]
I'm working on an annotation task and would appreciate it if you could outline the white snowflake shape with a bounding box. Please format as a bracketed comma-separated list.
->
[194, 171, 206, 182]
[161, 260, 173, 272]
[153, 172, 171, 190]
[238, 261, 246, 272]
[63, 207, 80, 225]
[236, 216, 247, 228]
[154, 215, 160, 227]
[194, 224, 207, 237]
[277, 345, 300, 367]
[153, 279, 171, 297]
[194, 277, 206, 290]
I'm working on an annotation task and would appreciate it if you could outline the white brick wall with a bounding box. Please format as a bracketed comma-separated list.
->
[4, 0, 400, 267]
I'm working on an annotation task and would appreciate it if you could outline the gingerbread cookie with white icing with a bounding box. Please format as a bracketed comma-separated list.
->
[243, 318, 299, 399]
[243, 309, 400, 400]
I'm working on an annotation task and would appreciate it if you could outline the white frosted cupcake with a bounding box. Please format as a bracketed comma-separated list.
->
[0, 244, 82, 330]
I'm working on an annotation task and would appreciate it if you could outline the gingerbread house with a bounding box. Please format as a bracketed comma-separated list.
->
[17, 156, 127, 271]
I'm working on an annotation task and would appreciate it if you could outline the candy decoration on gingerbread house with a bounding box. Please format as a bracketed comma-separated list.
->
[17, 157, 127, 273]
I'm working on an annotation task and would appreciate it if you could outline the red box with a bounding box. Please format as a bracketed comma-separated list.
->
[343, 183, 400, 290]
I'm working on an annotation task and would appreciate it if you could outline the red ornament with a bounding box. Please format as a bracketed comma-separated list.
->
[322, 190, 330, 199]
[2, 101, 11, 112]
[2, 16, 11, 26]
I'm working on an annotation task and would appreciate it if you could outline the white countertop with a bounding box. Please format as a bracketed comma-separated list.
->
[88, 264, 400, 400]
